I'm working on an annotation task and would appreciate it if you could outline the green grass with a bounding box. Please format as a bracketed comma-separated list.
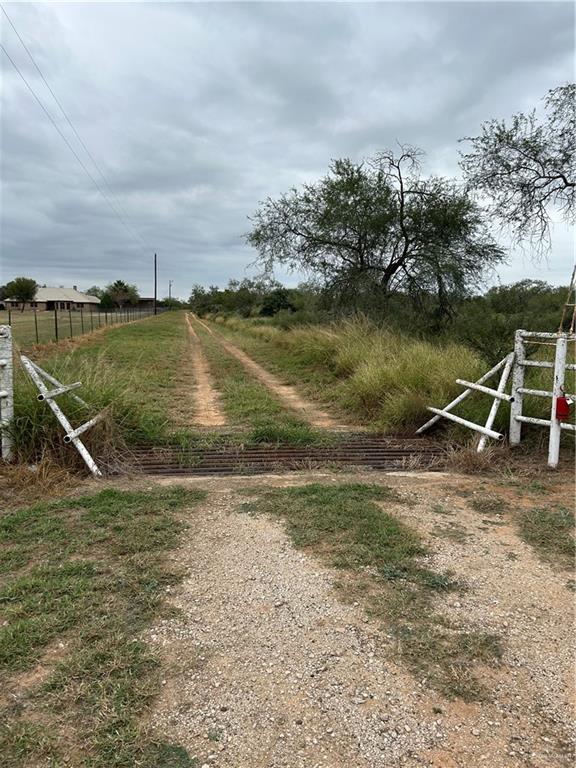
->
[469, 494, 509, 516]
[518, 505, 575, 569]
[0, 486, 205, 767]
[240, 483, 501, 700]
[468, 490, 574, 569]
[192, 320, 326, 445]
[0, 308, 145, 348]
[208, 317, 487, 432]
[9, 312, 191, 463]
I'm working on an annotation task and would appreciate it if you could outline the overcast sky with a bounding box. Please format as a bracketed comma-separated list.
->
[1, 1, 574, 299]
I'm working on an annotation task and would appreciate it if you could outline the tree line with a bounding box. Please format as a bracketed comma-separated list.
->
[188, 277, 572, 364]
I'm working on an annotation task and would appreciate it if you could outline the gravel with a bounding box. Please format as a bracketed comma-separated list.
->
[148, 490, 442, 767]
[144, 471, 575, 768]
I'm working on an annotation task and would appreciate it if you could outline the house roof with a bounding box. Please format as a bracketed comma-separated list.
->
[36, 287, 100, 303]
[6, 287, 100, 304]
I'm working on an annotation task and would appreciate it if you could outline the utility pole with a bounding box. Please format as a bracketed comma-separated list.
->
[153, 253, 157, 315]
[168, 280, 173, 301]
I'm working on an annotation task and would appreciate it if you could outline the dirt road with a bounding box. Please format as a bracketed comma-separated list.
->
[191, 315, 346, 430]
[141, 470, 574, 768]
[184, 313, 226, 427]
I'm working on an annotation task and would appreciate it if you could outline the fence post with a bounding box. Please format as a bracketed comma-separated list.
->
[89, 307, 94, 332]
[509, 330, 525, 446]
[68, 307, 73, 338]
[7, 307, 11, 326]
[34, 309, 39, 344]
[0, 325, 14, 461]
[548, 334, 568, 469]
[53, 306, 59, 342]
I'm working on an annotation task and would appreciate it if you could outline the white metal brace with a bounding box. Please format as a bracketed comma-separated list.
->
[20, 355, 104, 477]
[0, 326, 14, 462]
[417, 353, 514, 451]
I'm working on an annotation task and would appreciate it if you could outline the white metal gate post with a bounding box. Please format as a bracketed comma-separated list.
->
[509, 330, 525, 446]
[0, 326, 14, 461]
[548, 334, 568, 469]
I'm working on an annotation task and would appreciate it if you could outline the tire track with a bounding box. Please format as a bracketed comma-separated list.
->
[191, 315, 344, 430]
[185, 313, 226, 428]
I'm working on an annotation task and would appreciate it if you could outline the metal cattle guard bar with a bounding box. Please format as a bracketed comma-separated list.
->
[20, 355, 104, 477]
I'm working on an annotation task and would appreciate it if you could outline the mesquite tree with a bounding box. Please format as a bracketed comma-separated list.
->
[247, 147, 504, 319]
[460, 83, 575, 250]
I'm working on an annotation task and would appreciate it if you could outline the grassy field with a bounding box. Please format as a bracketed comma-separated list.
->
[9, 312, 191, 464]
[0, 309, 148, 349]
[0, 485, 206, 767]
[207, 315, 575, 435]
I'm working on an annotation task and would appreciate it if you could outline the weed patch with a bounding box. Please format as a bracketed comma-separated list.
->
[0, 486, 205, 767]
[240, 483, 501, 700]
[518, 505, 575, 569]
[469, 494, 509, 516]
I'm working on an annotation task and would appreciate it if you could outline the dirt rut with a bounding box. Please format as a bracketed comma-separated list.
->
[191, 315, 343, 430]
[185, 313, 226, 427]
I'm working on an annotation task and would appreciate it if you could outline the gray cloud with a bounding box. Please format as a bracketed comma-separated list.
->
[1, 1, 574, 299]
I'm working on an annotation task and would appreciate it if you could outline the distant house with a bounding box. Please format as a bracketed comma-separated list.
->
[136, 297, 155, 308]
[4, 286, 101, 311]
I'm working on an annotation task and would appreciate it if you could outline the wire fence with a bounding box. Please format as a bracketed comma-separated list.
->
[0, 306, 170, 347]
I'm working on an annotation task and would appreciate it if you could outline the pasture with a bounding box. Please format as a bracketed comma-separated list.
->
[0, 307, 151, 348]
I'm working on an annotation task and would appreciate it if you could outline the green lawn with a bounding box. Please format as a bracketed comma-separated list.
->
[0, 486, 206, 767]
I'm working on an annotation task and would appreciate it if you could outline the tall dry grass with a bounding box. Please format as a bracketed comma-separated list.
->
[215, 315, 571, 436]
[8, 353, 166, 471]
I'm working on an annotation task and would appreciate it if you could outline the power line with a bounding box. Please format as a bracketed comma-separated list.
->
[1, 4, 149, 252]
[2, 42, 145, 253]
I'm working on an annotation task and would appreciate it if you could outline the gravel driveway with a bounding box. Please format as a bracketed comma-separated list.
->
[144, 471, 574, 768]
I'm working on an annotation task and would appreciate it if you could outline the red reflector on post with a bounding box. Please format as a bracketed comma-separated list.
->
[556, 396, 571, 421]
